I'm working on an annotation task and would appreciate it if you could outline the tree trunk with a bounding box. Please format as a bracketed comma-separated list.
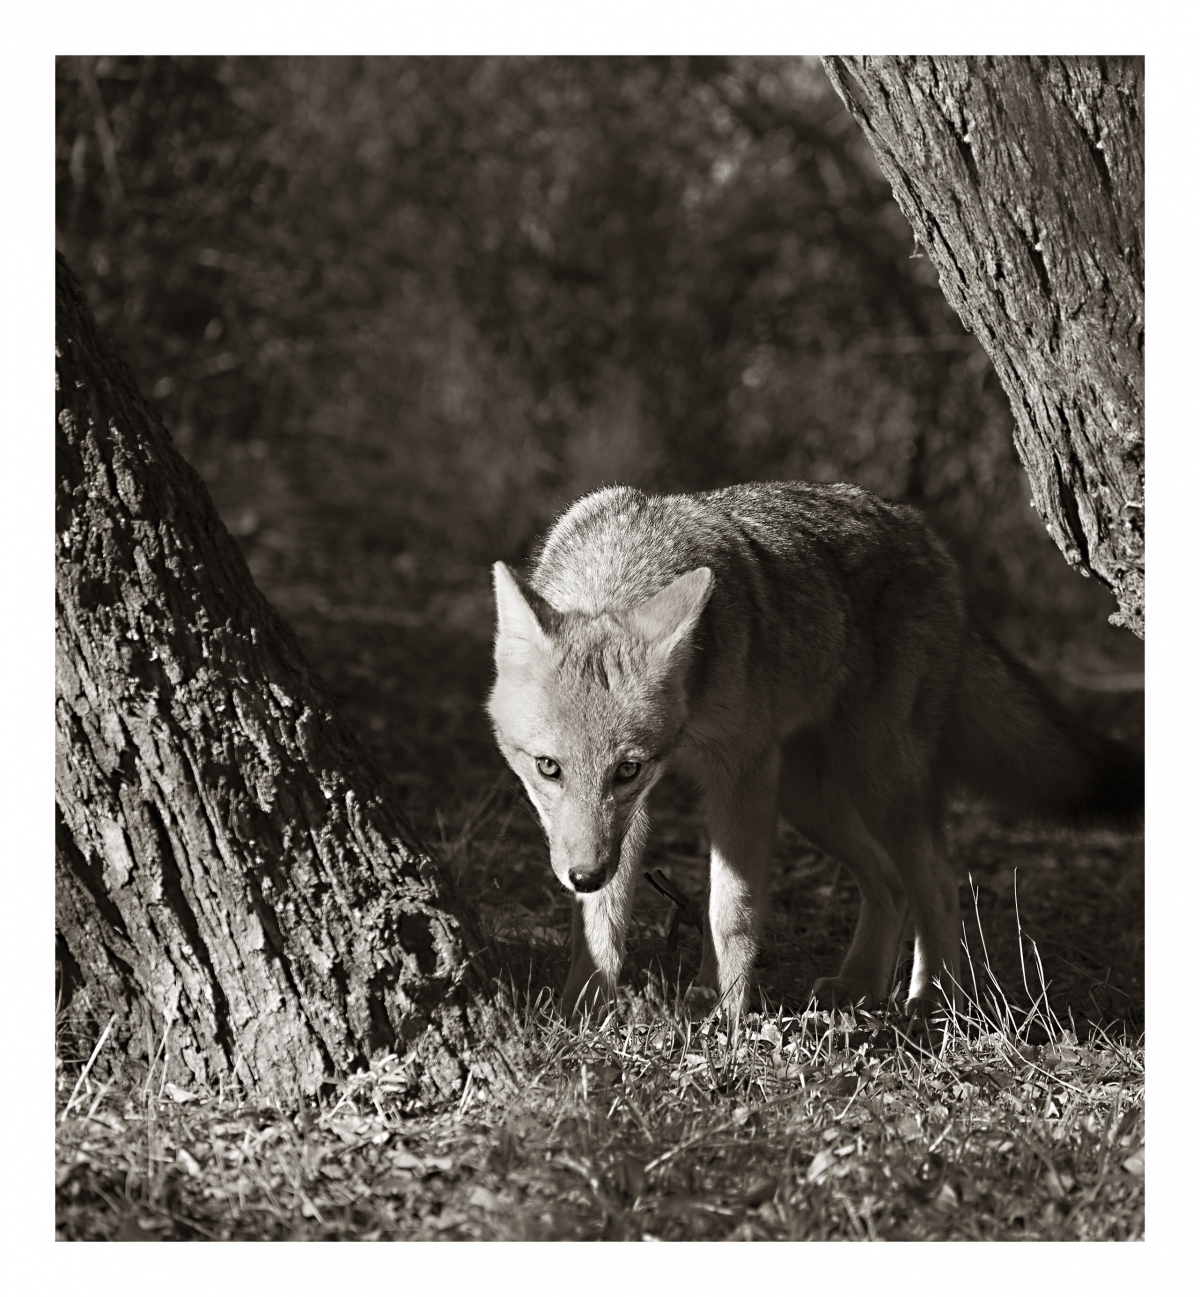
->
[55, 254, 505, 1105]
[822, 56, 1144, 637]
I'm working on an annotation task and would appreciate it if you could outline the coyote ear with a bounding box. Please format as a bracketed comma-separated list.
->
[626, 567, 714, 658]
[492, 562, 552, 660]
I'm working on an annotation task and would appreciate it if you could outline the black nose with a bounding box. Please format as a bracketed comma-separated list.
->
[568, 867, 606, 893]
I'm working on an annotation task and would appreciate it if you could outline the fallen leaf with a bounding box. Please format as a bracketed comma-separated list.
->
[758, 1022, 783, 1049]
[328, 1115, 375, 1142]
[176, 1148, 202, 1177]
[164, 1083, 198, 1103]
[807, 1149, 833, 1183]
[743, 1177, 776, 1207]
[1122, 1147, 1145, 1176]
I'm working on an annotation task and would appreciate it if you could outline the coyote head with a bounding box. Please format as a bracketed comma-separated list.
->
[486, 562, 713, 894]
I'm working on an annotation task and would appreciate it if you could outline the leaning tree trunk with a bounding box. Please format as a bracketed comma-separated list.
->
[55, 254, 507, 1105]
[822, 56, 1144, 637]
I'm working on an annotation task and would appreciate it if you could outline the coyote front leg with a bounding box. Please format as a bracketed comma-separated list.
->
[562, 804, 649, 1016]
[698, 744, 781, 1019]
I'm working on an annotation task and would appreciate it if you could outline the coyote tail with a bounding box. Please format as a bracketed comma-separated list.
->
[941, 622, 1143, 829]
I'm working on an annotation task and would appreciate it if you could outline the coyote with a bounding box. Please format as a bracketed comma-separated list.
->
[486, 482, 1142, 1020]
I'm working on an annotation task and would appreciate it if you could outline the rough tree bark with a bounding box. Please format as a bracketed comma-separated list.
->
[822, 56, 1144, 637]
[55, 254, 508, 1105]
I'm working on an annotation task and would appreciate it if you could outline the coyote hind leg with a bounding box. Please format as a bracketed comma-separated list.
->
[778, 743, 909, 1009]
[894, 822, 963, 1014]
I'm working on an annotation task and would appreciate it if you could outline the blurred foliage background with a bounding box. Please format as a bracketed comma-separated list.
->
[56, 55, 1141, 726]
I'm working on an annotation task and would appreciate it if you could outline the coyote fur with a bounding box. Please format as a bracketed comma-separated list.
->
[486, 482, 1142, 1019]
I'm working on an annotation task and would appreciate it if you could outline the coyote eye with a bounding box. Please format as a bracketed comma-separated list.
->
[614, 760, 642, 783]
[535, 757, 561, 779]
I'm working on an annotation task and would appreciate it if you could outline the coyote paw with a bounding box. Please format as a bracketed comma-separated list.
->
[904, 987, 959, 1018]
[811, 977, 875, 1012]
[898, 998, 944, 1048]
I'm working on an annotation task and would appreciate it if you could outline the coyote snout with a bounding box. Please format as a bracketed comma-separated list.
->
[545, 795, 625, 893]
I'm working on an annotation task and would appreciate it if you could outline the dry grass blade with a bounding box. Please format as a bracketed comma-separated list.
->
[60, 1013, 116, 1124]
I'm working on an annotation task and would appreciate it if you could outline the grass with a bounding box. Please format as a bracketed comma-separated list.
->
[56, 822, 1145, 1241]
[55, 961, 1145, 1241]
[55, 538, 1145, 1241]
